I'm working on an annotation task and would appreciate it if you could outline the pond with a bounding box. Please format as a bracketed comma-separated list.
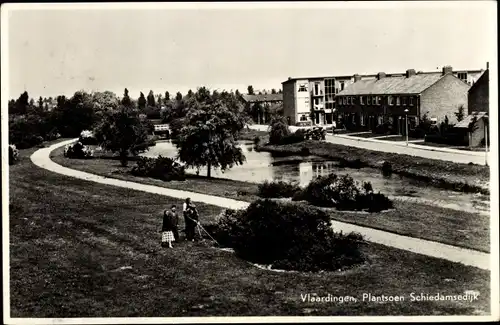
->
[142, 140, 490, 215]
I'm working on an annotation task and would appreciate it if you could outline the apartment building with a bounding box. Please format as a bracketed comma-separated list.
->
[336, 66, 477, 134]
[242, 93, 283, 124]
[281, 67, 484, 127]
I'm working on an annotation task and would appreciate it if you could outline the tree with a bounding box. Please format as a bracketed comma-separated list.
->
[52, 91, 95, 137]
[147, 90, 156, 107]
[271, 88, 277, 94]
[455, 105, 465, 122]
[121, 88, 132, 107]
[94, 105, 151, 166]
[138, 92, 147, 109]
[247, 85, 254, 95]
[175, 91, 182, 101]
[165, 91, 170, 102]
[268, 115, 290, 145]
[175, 87, 246, 178]
[38, 96, 44, 110]
[156, 93, 163, 107]
[278, 89, 283, 94]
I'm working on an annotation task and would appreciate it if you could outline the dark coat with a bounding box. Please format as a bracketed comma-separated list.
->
[162, 210, 179, 231]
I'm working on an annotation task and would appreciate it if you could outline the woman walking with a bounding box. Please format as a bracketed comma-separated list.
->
[162, 204, 179, 248]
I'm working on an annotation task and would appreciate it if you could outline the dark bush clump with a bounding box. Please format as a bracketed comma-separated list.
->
[381, 161, 393, 176]
[293, 174, 393, 212]
[269, 117, 291, 145]
[258, 180, 301, 198]
[300, 147, 311, 156]
[131, 155, 186, 181]
[211, 200, 365, 272]
[64, 142, 94, 159]
[253, 136, 261, 145]
[281, 130, 306, 144]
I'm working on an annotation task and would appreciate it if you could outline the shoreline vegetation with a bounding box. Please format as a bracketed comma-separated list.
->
[50, 143, 490, 253]
[253, 138, 489, 195]
[10, 146, 491, 316]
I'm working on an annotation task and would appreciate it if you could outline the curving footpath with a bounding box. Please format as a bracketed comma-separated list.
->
[31, 139, 491, 270]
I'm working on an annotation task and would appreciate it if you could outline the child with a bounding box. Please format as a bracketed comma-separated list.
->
[162, 205, 179, 248]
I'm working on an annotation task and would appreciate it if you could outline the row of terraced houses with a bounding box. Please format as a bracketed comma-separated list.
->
[277, 64, 489, 137]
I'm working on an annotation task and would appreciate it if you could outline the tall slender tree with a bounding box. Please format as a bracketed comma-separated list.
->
[138, 92, 147, 109]
[247, 85, 255, 95]
[147, 90, 156, 107]
[165, 91, 170, 102]
[122, 88, 132, 107]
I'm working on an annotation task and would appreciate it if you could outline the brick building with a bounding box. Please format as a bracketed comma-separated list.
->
[281, 67, 483, 127]
[335, 66, 478, 134]
[242, 93, 283, 124]
[468, 63, 489, 114]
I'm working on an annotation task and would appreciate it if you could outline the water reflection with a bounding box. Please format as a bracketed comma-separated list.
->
[143, 140, 490, 215]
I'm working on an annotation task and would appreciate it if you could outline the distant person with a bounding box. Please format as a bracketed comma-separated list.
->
[161, 205, 179, 248]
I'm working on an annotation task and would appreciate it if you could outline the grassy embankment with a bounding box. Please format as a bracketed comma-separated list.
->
[50, 141, 490, 253]
[9, 145, 491, 316]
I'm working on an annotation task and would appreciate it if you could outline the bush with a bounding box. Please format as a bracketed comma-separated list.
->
[64, 142, 94, 159]
[304, 127, 326, 140]
[293, 174, 393, 212]
[269, 118, 290, 145]
[253, 136, 261, 145]
[381, 161, 393, 176]
[258, 180, 301, 198]
[9, 145, 19, 165]
[281, 130, 305, 144]
[211, 200, 365, 272]
[79, 130, 98, 145]
[300, 147, 311, 156]
[131, 155, 186, 181]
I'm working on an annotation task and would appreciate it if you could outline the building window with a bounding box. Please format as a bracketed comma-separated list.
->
[409, 97, 414, 106]
[360, 96, 364, 105]
[351, 97, 356, 105]
[300, 114, 308, 121]
[298, 84, 307, 92]
[388, 95, 394, 106]
[314, 82, 320, 96]
[457, 72, 468, 81]
[402, 97, 407, 106]
[367, 96, 371, 105]
[360, 114, 365, 126]
[372, 96, 377, 105]
[396, 96, 400, 105]
[343, 97, 347, 105]
[335, 88, 339, 94]
[378, 96, 382, 105]
[340, 81, 345, 91]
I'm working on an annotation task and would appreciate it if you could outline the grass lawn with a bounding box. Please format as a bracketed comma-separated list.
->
[418, 141, 489, 152]
[50, 145, 490, 253]
[258, 140, 489, 195]
[8, 146, 491, 317]
[237, 128, 269, 142]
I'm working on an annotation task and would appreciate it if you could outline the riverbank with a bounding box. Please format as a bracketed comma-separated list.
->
[256, 140, 490, 195]
[50, 146, 490, 253]
[8, 145, 491, 316]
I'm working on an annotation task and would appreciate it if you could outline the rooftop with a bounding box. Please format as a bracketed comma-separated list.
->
[337, 73, 449, 96]
[455, 111, 488, 128]
[242, 93, 283, 102]
[282, 68, 484, 84]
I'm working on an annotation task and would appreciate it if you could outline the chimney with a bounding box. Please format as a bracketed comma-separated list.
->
[487, 62, 489, 70]
[353, 74, 362, 82]
[377, 72, 386, 80]
[406, 69, 416, 78]
[442, 66, 453, 76]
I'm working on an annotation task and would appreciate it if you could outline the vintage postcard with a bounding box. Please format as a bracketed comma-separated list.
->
[2, 1, 498, 324]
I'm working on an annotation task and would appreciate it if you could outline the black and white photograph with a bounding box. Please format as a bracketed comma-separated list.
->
[2, 1, 498, 323]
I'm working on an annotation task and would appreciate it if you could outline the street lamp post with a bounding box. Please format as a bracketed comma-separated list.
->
[404, 109, 409, 146]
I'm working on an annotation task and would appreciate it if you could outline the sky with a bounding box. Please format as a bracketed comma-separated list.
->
[3, 1, 497, 100]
